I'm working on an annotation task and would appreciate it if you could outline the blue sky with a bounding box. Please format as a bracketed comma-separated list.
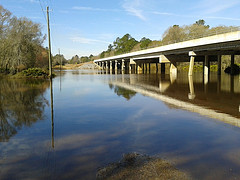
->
[1, 0, 240, 59]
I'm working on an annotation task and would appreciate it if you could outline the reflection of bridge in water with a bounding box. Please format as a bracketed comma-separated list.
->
[106, 73, 240, 127]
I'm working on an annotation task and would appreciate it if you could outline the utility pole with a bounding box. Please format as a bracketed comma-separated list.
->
[58, 48, 62, 71]
[47, 6, 52, 78]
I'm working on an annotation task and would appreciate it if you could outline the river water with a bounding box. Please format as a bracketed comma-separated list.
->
[0, 70, 240, 179]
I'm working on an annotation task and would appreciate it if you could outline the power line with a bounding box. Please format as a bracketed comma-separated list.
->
[38, 0, 47, 22]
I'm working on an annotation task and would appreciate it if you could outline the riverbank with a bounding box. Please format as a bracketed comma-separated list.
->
[54, 61, 100, 70]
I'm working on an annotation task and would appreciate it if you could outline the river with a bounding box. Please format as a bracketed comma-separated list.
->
[0, 70, 240, 179]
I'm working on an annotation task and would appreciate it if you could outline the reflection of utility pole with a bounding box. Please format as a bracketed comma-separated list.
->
[58, 48, 62, 72]
[50, 79, 54, 148]
[47, 6, 52, 78]
[59, 48, 62, 92]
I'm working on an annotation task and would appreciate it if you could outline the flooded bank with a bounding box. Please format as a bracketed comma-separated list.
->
[0, 70, 240, 179]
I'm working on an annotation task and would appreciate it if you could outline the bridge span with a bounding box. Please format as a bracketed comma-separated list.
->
[94, 31, 240, 76]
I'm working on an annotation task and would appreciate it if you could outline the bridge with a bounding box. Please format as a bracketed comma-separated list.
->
[94, 31, 240, 76]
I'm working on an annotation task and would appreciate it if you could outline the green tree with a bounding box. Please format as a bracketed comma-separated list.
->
[80, 56, 90, 63]
[113, 34, 138, 55]
[140, 37, 152, 49]
[107, 44, 113, 52]
[162, 25, 186, 44]
[53, 54, 67, 66]
[69, 55, 80, 64]
[0, 6, 45, 74]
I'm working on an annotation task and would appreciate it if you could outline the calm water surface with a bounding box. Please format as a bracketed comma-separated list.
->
[1, 70, 240, 180]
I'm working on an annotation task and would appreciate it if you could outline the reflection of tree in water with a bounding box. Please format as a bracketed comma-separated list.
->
[111, 85, 136, 100]
[0, 78, 49, 142]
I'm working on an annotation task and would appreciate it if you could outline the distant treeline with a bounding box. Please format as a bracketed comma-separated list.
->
[68, 54, 94, 64]
[95, 20, 238, 59]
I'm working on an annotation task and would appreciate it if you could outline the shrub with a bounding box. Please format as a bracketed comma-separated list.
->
[224, 64, 240, 75]
[21, 68, 48, 77]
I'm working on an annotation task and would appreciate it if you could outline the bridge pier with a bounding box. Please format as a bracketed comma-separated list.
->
[218, 55, 222, 75]
[115, 60, 118, 73]
[204, 55, 210, 76]
[121, 59, 125, 72]
[106, 61, 109, 70]
[189, 51, 196, 76]
[136, 62, 142, 74]
[129, 63, 132, 74]
[102, 62, 105, 69]
[110, 61, 112, 71]
[170, 62, 177, 75]
[188, 75, 195, 100]
[161, 63, 166, 74]
[231, 55, 235, 75]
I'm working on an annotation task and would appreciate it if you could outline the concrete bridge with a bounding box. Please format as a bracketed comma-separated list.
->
[94, 31, 240, 76]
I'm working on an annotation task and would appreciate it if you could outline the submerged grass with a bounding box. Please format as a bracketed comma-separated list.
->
[97, 153, 191, 180]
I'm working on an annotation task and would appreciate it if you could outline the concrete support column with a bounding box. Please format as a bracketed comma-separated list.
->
[217, 55, 222, 75]
[106, 61, 108, 69]
[121, 59, 125, 72]
[188, 56, 195, 76]
[115, 60, 118, 73]
[204, 55, 210, 76]
[231, 55, 235, 75]
[110, 61, 112, 70]
[170, 62, 177, 75]
[189, 51, 196, 76]
[129, 63, 132, 74]
[188, 75, 195, 100]
[137, 62, 142, 74]
[161, 63, 165, 74]
[102, 62, 105, 69]
[217, 75, 221, 94]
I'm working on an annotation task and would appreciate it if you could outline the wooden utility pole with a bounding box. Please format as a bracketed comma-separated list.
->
[47, 6, 52, 78]
[59, 48, 62, 71]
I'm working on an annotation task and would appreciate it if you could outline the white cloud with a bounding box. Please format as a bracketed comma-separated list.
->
[151, 11, 240, 21]
[204, 16, 240, 21]
[70, 36, 111, 45]
[196, 0, 240, 14]
[26, 0, 38, 3]
[72, 6, 120, 12]
[122, 0, 147, 21]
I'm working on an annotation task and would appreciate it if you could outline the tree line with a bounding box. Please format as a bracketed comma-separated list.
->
[96, 20, 238, 59]
[68, 54, 94, 64]
[0, 5, 68, 74]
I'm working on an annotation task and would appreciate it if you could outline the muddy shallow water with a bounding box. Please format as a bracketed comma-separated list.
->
[0, 70, 240, 180]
